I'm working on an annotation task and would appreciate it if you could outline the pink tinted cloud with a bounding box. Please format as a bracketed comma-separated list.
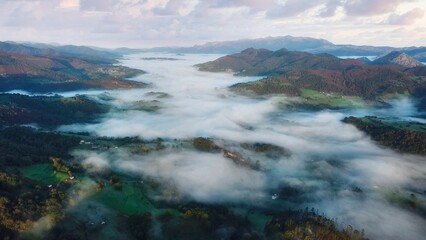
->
[344, 0, 414, 16]
[387, 8, 425, 25]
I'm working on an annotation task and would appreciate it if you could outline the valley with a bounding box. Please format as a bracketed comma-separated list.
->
[2, 0, 426, 238]
[0, 51, 425, 239]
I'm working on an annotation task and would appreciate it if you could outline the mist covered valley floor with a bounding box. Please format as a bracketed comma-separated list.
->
[1, 53, 426, 240]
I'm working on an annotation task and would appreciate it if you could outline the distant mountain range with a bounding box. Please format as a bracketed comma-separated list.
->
[5, 36, 426, 63]
[145, 36, 426, 62]
[196, 48, 426, 100]
[1, 37, 426, 96]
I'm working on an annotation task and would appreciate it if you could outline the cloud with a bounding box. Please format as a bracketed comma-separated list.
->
[343, 0, 414, 16]
[0, 0, 425, 48]
[58, 52, 426, 239]
[317, 0, 342, 17]
[206, 0, 276, 12]
[80, 0, 118, 12]
[387, 8, 425, 25]
[79, 152, 111, 173]
[265, 0, 417, 18]
[153, 0, 198, 16]
[266, 0, 325, 18]
[59, 0, 79, 9]
[118, 151, 267, 203]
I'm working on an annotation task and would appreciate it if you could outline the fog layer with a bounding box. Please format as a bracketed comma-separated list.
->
[61, 53, 426, 240]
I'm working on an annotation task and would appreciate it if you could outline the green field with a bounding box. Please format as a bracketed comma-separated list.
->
[300, 89, 366, 108]
[90, 178, 165, 216]
[21, 164, 69, 185]
[360, 117, 426, 133]
[379, 90, 410, 100]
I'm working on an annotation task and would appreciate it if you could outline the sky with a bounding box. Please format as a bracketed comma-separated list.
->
[0, 0, 426, 48]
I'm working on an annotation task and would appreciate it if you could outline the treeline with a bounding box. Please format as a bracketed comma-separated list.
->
[0, 48, 146, 93]
[343, 116, 426, 155]
[231, 66, 424, 100]
[0, 93, 108, 127]
[125, 204, 364, 240]
[265, 208, 364, 240]
[198, 48, 426, 100]
[0, 126, 148, 239]
[0, 126, 79, 166]
[0, 171, 68, 238]
[0, 126, 79, 239]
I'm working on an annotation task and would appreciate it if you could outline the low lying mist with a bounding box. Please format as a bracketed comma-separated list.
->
[59, 53, 426, 240]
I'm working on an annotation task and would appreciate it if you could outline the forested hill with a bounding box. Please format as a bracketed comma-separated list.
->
[197, 48, 426, 99]
[0, 41, 118, 64]
[0, 42, 147, 93]
[197, 48, 366, 75]
[0, 93, 108, 127]
[343, 116, 426, 155]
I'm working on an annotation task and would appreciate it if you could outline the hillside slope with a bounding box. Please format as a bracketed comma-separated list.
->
[0, 50, 146, 93]
[197, 48, 364, 75]
[0, 93, 108, 127]
[343, 116, 426, 155]
[373, 51, 423, 68]
[197, 49, 426, 99]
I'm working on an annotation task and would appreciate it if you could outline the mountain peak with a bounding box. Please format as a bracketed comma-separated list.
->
[374, 51, 423, 68]
[241, 48, 272, 54]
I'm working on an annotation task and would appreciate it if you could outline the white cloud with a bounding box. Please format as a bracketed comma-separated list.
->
[267, 0, 327, 18]
[59, 0, 79, 9]
[343, 0, 414, 16]
[387, 8, 425, 25]
[80, 0, 117, 12]
[0, 0, 425, 47]
[59, 52, 426, 239]
[153, 0, 198, 16]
